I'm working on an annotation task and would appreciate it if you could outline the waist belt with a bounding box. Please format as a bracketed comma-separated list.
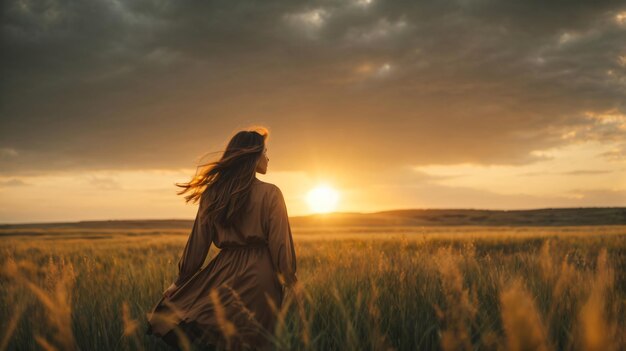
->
[220, 242, 268, 250]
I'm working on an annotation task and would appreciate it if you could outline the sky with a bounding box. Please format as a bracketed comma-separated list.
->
[1, 0, 625, 223]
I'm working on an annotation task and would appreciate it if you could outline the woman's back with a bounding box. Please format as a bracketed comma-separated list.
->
[147, 177, 298, 351]
[213, 179, 288, 247]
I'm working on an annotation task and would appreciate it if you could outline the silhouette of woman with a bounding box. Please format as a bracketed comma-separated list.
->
[146, 126, 299, 350]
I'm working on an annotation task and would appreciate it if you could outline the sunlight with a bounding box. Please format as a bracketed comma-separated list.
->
[306, 184, 340, 213]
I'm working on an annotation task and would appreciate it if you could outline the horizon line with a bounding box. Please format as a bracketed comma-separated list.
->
[1, 206, 623, 226]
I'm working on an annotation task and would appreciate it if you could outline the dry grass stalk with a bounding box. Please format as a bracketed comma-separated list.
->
[0, 299, 27, 351]
[34, 334, 59, 351]
[367, 282, 395, 351]
[577, 249, 618, 351]
[121, 301, 144, 351]
[144, 310, 191, 351]
[2, 257, 77, 351]
[500, 279, 551, 351]
[209, 288, 237, 349]
[435, 248, 477, 351]
[539, 240, 555, 283]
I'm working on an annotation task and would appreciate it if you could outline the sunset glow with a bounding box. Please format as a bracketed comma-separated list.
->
[306, 184, 340, 214]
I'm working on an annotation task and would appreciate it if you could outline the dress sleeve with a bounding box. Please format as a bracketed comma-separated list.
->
[267, 185, 298, 288]
[174, 202, 213, 287]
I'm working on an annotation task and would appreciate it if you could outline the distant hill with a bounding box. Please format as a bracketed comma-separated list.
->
[1, 207, 624, 230]
[290, 207, 626, 227]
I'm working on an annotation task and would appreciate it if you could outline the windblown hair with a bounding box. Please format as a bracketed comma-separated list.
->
[176, 126, 269, 228]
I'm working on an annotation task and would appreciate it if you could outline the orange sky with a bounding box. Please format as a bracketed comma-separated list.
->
[1, 1, 625, 223]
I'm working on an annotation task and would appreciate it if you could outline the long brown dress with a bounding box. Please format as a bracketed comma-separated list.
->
[146, 178, 298, 350]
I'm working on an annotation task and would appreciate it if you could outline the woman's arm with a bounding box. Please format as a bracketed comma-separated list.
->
[174, 203, 213, 287]
[267, 185, 298, 287]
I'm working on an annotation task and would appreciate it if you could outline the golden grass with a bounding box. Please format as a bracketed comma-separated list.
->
[0, 226, 625, 350]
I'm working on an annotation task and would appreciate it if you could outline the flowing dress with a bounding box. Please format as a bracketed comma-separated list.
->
[146, 178, 298, 350]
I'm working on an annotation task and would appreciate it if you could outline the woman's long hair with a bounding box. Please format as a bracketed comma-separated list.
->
[176, 126, 269, 228]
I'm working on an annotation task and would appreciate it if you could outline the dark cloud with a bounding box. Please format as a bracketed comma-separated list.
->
[88, 176, 121, 190]
[521, 169, 617, 176]
[2, 0, 626, 176]
[560, 169, 614, 176]
[0, 178, 29, 187]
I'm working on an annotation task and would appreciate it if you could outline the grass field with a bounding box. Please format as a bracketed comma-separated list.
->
[1, 225, 625, 350]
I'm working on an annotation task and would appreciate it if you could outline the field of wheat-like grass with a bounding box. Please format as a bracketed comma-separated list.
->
[1, 226, 625, 351]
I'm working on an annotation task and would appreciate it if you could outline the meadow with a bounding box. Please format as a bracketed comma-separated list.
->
[1, 225, 625, 350]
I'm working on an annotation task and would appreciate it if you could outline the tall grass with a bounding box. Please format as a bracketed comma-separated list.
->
[1, 227, 625, 350]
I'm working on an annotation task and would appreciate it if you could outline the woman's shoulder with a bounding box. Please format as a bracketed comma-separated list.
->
[253, 177, 275, 188]
[253, 178, 283, 196]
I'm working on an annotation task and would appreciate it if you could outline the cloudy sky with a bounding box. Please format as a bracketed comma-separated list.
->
[1, 0, 625, 223]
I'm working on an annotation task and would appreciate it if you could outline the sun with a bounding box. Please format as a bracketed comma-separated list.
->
[306, 184, 340, 214]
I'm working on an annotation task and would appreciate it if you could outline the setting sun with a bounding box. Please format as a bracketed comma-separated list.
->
[306, 184, 340, 213]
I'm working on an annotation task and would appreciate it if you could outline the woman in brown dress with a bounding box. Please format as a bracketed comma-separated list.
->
[146, 127, 299, 350]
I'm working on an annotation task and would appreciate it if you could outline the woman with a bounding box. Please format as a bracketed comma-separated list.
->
[146, 127, 299, 350]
